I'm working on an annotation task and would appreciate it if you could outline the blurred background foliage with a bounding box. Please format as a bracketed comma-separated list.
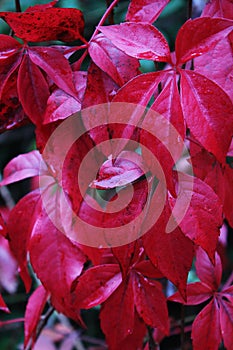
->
[1, 1, 232, 350]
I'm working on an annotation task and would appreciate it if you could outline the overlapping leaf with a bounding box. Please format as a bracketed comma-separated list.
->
[24, 285, 49, 348]
[126, 0, 169, 23]
[99, 22, 171, 62]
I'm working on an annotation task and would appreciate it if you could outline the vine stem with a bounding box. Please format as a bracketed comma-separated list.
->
[72, 0, 120, 70]
[15, 0, 22, 12]
[187, 0, 192, 19]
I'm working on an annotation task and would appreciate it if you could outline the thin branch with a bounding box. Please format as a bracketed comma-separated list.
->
[72, 0, 120, 70]
[187, 0, 192, 19]
[25, 306, 55, 350]
[15, 0, 22, 12]
[90, 0, 120, 42]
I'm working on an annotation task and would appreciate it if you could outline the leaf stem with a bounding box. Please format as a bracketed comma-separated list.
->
[106, 0, 115, 24]
[25, 305, 54, 350]
[72, 0, 120, 70]
[15, 0, 22, 12]
[90, 0, 120, 42]
[187, 0, 192, 19]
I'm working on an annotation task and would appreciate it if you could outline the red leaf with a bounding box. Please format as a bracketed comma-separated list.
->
[0, 70, 27, 132]
[195, 249, 222, 291]
[24, 285, 49, 348]
[116, 313, 146, 350]
[126, 0, 169, 23]
[201, 0, 233, 19]
[219, 298, 233, 349]
[44, 71, 86, 124]
[175, 17, 233, 64]
[132, 272, 169, 333]
[175, 174, 223, 261]
[0, 34, 22, 56]
[0, 294, 9, 313]
[194, 32, 233, 101]
[151, 74, 185, 140]
[143, 198, 194, 297]
[29, 211, 86, 299]
[25, 0, 58, 12]
[191, 298, 221, 350]
[100, 280, 135, 348]
[0, 35, 22, 97]
[111, 71, 167, 158]
[0, 236, 17, 293]
[7, 190, 42, 291]
[17, 54, 50, 125]
[190, 147, 225, 205]
[169, 282, 212, 305]
[28, 47, 77, 98]
[89, 38, 124, 86]
[0, 8, 84, 42]
[0, 151, 46, 186]
[99, 22, 171, 62]
[82, 62, 119, 153]
[180, 70, 233, 163]
[72, 264, 121, 309]
[89, 34, 140, 86]
[91, 151, 147, 189]
[0, 213, 7, 237]
[140, 75, 185, 194]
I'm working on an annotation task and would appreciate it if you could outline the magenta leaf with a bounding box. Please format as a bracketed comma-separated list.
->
[7, 190, 42, 292]
[91, 151, 147, 189]
[132, 272, 169, 333]
[24, 285, 49, 348]
[180, 70, 233, 163]
[201, 0, 233, 19]
[175, 175, 223, 261]
[72, 264, 122, 309]
[126, 0, 169, 23]
[43, 71, 86, 124]
[17, 54, 50, 125]
[28, 47, 77, 99]
[191, 298, 221, 350]
[195, 249, 222, 290]
[29, 211, 86, 300]
[88, 34, 140, 85]
[219, 298, 233, 349]
[0, 294, 9, 313]
[0, 150, 46, 186]
[0, 236, 17, 294]
[100, 281, 135, 348]
[143, 198, 194, 297]
[99, 22, 171, 62]
[176, 17, 233, 64]
[194, 32, 233, 102]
